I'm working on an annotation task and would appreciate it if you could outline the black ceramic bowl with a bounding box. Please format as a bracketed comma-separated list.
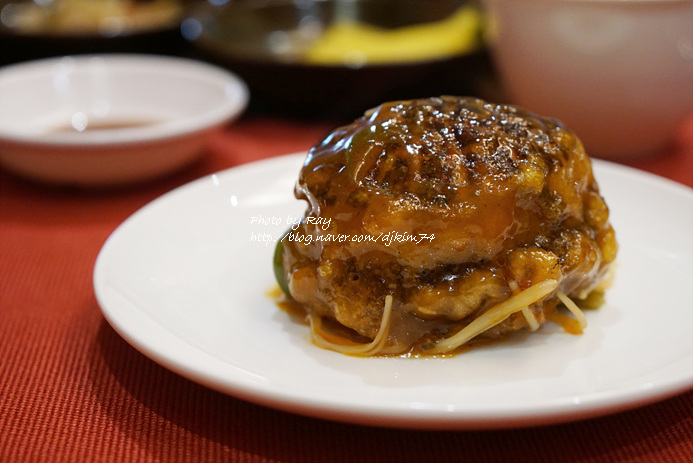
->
[0, 0, 189, 66]
[185, 0, 496, 120]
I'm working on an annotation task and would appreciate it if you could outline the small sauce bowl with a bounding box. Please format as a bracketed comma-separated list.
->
[0, 54, 248, 186]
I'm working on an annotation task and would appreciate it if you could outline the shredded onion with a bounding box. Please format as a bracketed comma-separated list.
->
[521, 306, 540, 331]
[556, 290, 587, 332]
[426, 279, 559, 355]
[310, 295, 393, 356]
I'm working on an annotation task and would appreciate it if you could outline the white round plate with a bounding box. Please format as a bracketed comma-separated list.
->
[93, 153, 693, 430]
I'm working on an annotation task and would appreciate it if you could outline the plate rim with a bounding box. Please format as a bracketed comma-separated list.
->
[93, 153, 693, 430]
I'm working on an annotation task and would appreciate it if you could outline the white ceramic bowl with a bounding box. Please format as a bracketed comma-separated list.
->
[483, 0, 693, 159]
[0, 54, 248, 186]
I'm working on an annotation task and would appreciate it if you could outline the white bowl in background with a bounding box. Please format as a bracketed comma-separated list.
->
[0, 54, 248, 186]
[483, 0, 693, 159]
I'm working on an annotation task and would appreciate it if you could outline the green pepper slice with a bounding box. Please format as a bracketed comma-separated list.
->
[273, 228, 292, 297]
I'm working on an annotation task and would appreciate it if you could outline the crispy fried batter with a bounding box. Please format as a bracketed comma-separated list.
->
[281, 96, 617, 354]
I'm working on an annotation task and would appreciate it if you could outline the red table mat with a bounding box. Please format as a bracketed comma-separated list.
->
[1, 115, 692, 463]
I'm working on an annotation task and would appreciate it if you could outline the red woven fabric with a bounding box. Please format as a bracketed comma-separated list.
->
[1, 115, 692, 463]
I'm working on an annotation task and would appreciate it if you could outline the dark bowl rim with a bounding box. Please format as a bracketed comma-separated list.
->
[188, 0, 486, 71]
[193, 39, 488, 72]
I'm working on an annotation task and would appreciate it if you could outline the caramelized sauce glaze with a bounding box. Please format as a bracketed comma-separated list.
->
[280, 96, 617, 355]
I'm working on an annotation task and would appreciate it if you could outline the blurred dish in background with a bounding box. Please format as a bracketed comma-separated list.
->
[0, 0, 189, 65]
[260, 4, 481, 66]
[302, 5, 479, 65]
[184, 0, 496, 119]
[483, 0, 693, 160]
[0, 54, 248, 187]
[4, 0, 183, 35]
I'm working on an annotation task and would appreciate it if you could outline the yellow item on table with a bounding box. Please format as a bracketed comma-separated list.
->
[303, 6, 482, 66]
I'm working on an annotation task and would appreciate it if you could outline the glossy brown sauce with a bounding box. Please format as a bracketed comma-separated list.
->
[278, 96, 617, 356]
